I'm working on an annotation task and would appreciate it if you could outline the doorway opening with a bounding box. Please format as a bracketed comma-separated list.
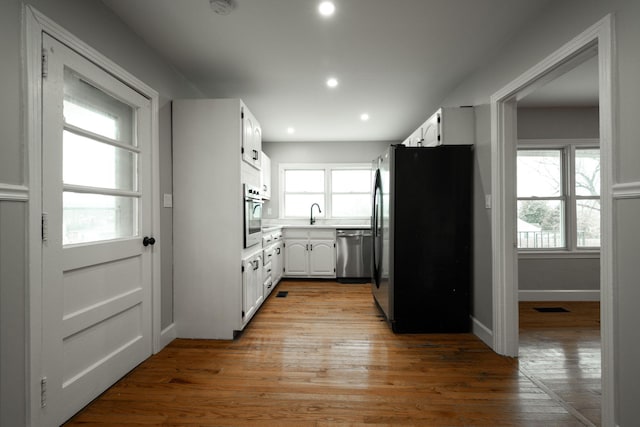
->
[490, 14, 615, 426]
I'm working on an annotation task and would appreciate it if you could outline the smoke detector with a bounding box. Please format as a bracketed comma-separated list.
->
[210, 0, 236, 15]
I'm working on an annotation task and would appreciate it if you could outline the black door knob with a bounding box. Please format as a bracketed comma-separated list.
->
[143, 236, 156, 247]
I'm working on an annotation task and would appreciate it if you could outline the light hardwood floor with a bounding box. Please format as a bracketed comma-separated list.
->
[519, 301, 601, 427]
[66, 281, 598, 426]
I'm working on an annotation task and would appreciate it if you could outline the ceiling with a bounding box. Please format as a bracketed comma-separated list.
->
[101, 0, 594, 142]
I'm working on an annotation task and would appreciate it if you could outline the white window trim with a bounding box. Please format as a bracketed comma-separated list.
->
[517, 139, 600, 255]
[279, 163, 372, 220]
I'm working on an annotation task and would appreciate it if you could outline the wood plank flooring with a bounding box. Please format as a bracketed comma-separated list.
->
[66, 281, 597, 426]
[519, 301, 601, 426]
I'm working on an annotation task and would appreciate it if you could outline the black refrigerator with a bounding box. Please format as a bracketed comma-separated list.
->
[371, 144, 472, 333]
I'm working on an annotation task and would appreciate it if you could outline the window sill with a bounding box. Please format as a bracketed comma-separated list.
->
[518, 250, 600, 260]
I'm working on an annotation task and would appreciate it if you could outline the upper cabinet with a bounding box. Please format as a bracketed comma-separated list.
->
[405, 107, 475, 147]
[422, 107, 475, 147]
[242, 107, 262, 170]
[260, 152, 271, 200]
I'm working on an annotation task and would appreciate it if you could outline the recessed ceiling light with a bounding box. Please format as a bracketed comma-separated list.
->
[287, 127, 295, 134]
[360, 113, 370, 121]
[326, 77, 338, 88]
[209, 0, 236, 15]
[318, 1, 335, 17]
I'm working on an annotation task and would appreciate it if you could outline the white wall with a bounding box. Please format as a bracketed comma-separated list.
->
[262, 140, 393, 219]
[442, 0, 640, 423]
[0, 1, 203, 425]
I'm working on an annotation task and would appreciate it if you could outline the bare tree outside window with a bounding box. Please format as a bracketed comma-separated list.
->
[517, 146, 600, 250]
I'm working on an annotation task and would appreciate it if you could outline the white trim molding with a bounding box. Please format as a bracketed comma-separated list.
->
[0, 183, 29, 201]
[612, 181, 640, 199]
[519, 290, 600, 301]
[490, 14, 615, 426]
[159, 323, 176, 349]
[471, 316, 493, 349]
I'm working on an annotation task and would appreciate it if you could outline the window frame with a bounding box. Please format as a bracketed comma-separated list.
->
[279, 163, 373, 220]
[517, 139, 600, 255]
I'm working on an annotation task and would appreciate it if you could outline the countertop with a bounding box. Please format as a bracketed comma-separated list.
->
[263, 224, 371, 233]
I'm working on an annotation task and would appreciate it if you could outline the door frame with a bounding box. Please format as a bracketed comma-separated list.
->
[489, 14, 615, 425]
[24, 6, 162, 425]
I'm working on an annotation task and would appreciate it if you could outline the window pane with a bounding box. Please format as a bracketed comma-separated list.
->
[575, 149, 600, 196]
[517, 150, 562, 197]
[64, 68, 134, 145]
[63, 193, 138, 245]
[284, 170, 324, 193]
[577, 199, 600, 247]
[63, 131, 137, 191]
[284, 194, 325, 217]
[332, 194, 371, 217]
[517, 200, 565, 248]
[331, 170, 372, 193]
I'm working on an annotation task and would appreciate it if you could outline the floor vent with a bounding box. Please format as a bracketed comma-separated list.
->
[276, 291, 288, 298]
[533, 307, 569, 313]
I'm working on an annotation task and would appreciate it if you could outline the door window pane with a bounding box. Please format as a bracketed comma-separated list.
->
[63, 193, 138, 245]
[64, 68, 134, 145]
[575, 149, 600, 196]
[517, 150, 562, 197]
[577, 199, 601, 248]
[63, 131, 137, 191]
[517, 200, 565, 249]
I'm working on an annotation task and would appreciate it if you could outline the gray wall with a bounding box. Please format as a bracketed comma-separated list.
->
[517, 107, 600, 293]
[472, 105, 494, 328]
[442, 0, 640, 424]
[262, 140, 393, 219]
[0, 1, 202, 425]
[518, 107, 600, 139]
[0, 202, 27, 425]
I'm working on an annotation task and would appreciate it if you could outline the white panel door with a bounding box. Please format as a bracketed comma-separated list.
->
[309, 240, 336, 276]
[41, 34, 153, 425]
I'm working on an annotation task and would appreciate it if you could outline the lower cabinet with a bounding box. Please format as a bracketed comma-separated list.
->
[242, 250, 263, 324]
[272, 242, 284, 284]
[284, 228, 336, 278]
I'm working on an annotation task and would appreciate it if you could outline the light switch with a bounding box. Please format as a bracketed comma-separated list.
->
[163, 193, 173, 208]
[485, 194, 492, 209]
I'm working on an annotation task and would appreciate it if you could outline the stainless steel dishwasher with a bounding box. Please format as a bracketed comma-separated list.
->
[336, 229, 372, 283]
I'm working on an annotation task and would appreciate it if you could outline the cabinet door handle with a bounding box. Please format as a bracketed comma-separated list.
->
[252, 149, 259, 160]
[310, 244, 313, 251]
[306, 244, 309, 251]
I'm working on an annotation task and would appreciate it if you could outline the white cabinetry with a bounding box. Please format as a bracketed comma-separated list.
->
[260, 152, 271, 200]
[272, 242, 284, 284]
[420, 107, 475, 147]
[242, 250, 263, 324]
[242, 107, 262, 170]
[173, 98, 264, 340]
[284, 228, 336, 278]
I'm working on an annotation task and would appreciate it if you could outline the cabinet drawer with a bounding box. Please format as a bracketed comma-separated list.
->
[309, 229, 335, 240]
[284, 228, 336, 239]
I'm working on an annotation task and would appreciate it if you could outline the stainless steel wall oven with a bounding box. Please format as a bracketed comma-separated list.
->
[243, 184, 262, 248]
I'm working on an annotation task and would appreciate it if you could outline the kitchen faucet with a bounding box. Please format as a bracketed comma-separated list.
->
[310, 203, 321, 225]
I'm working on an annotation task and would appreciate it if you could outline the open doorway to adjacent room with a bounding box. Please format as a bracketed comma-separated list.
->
[489, 15, 614, 427]
[515, 51, 601, 426]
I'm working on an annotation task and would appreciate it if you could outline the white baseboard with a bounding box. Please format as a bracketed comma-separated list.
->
[471, 316, 493, 348]
[518, 290, 600, 301]
[159, 323, 176, 350]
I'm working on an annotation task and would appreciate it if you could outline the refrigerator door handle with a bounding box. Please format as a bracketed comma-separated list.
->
[371, 169, 383, 286]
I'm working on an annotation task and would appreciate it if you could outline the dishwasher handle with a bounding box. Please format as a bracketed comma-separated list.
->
[336, 229, 371, 238]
